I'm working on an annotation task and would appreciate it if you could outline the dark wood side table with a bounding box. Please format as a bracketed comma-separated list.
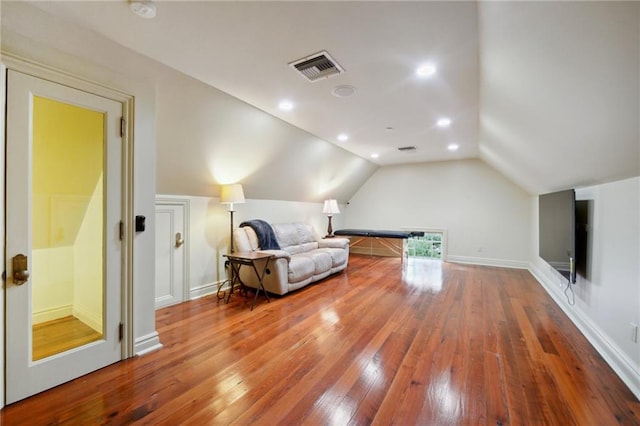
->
[223, 251, 273, 310]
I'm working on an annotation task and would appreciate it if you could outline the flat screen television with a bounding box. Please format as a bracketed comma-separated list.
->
[539, 189, 576, 283]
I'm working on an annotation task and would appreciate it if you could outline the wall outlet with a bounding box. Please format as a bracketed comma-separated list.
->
[631, 323, 638, 343]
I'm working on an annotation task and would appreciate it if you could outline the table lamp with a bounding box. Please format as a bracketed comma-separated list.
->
[322, 199, 340, 238]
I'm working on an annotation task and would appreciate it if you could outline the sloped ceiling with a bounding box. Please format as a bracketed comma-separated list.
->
[27, 1, 481, 167]
[479, 1, 639, 193]
[4, 1, 640, 196]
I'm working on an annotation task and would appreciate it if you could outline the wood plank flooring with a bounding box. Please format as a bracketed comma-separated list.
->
[33, 316, 103, 361]
[2, 255, 639, 424]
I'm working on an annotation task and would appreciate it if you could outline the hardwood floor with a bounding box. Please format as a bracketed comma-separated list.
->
[2, 255, 639, 424]
[33, 316, 103, 361]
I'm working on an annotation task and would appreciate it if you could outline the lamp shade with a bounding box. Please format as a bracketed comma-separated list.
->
[220, 184, 245, 205]
[322, 199, 340, 215]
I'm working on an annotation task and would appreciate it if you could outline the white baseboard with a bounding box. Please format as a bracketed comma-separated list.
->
[134, 331, 163, 356]
[446, 255, 528, 269]
[32, 305, 73, 325]
[189, 280, 226, 300]
[529, 262, 640, 400]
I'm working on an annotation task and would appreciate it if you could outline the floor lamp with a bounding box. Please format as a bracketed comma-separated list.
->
[323, 199, 340, 238]
[220, 183, 245, 253]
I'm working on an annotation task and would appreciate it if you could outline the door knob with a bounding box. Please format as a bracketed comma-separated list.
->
[175, 232, 184, 248]
[12, 254, 29, 285]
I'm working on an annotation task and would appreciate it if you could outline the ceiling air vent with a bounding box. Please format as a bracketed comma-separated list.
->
[398, 146, 417, 152]
[289, 51, 344, 82]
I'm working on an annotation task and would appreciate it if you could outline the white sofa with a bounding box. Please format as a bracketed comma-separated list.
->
[232, 222, 349, 295]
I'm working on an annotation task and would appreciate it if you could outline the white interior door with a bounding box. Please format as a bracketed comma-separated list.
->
[155, 201, 187, 308]
[5, 70, 124, 403]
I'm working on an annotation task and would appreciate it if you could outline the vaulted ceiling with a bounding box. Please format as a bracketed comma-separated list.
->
[6, 1, 640, 195]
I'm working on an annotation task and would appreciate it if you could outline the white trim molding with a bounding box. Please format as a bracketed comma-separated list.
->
[32, 306, 73, 325]
[190, 280, 226, 300]
[447, 255, 528, 269]
[134, 332, 163, 356]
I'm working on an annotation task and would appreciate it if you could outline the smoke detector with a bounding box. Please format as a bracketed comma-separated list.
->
[130, 1, 156, 19]
[332, 85, 357, 98]
[290, 51, 344, 82]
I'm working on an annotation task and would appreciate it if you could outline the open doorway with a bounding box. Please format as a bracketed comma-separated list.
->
[407, 232, 444, 260]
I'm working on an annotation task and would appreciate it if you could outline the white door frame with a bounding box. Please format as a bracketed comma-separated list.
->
[155, 197, 190, 308]
[1, 54, 135, 405]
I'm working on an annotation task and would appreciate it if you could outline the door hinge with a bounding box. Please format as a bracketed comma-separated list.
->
[119, 221, 124, 241]
[119, 322, 124, 342]
[120, 118, 126, 138]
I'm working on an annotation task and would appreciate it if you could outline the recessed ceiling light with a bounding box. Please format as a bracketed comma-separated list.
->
[371, 153, 379, 159]
[416, 63, 437, 78]
[447, 143, 459, 151]
[337, 133, 349, 142]
[332, 85, 357, 98]
[278, 100, 294, 111]
[130, 1, 156, 19]
[437, 118, 452, 127]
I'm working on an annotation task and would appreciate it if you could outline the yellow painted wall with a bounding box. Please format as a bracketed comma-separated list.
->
[32, 96, 104, 248]
[73, 175, 104, 331]
[31, 96, 104, 331]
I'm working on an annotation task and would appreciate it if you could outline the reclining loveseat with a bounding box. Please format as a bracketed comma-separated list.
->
[232, 221, 349, 295]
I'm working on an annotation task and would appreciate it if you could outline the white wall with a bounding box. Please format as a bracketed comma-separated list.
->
[530, 177, 640, 398]
[344, 159, 532, 268]
[158, 195, 344, 300]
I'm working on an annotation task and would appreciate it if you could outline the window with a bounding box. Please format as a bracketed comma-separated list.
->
[407, 232, 443, 260]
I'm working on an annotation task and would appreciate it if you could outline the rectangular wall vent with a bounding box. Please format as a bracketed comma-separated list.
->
[398, 146, 417, 152]
[289, 51, 344, 82]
